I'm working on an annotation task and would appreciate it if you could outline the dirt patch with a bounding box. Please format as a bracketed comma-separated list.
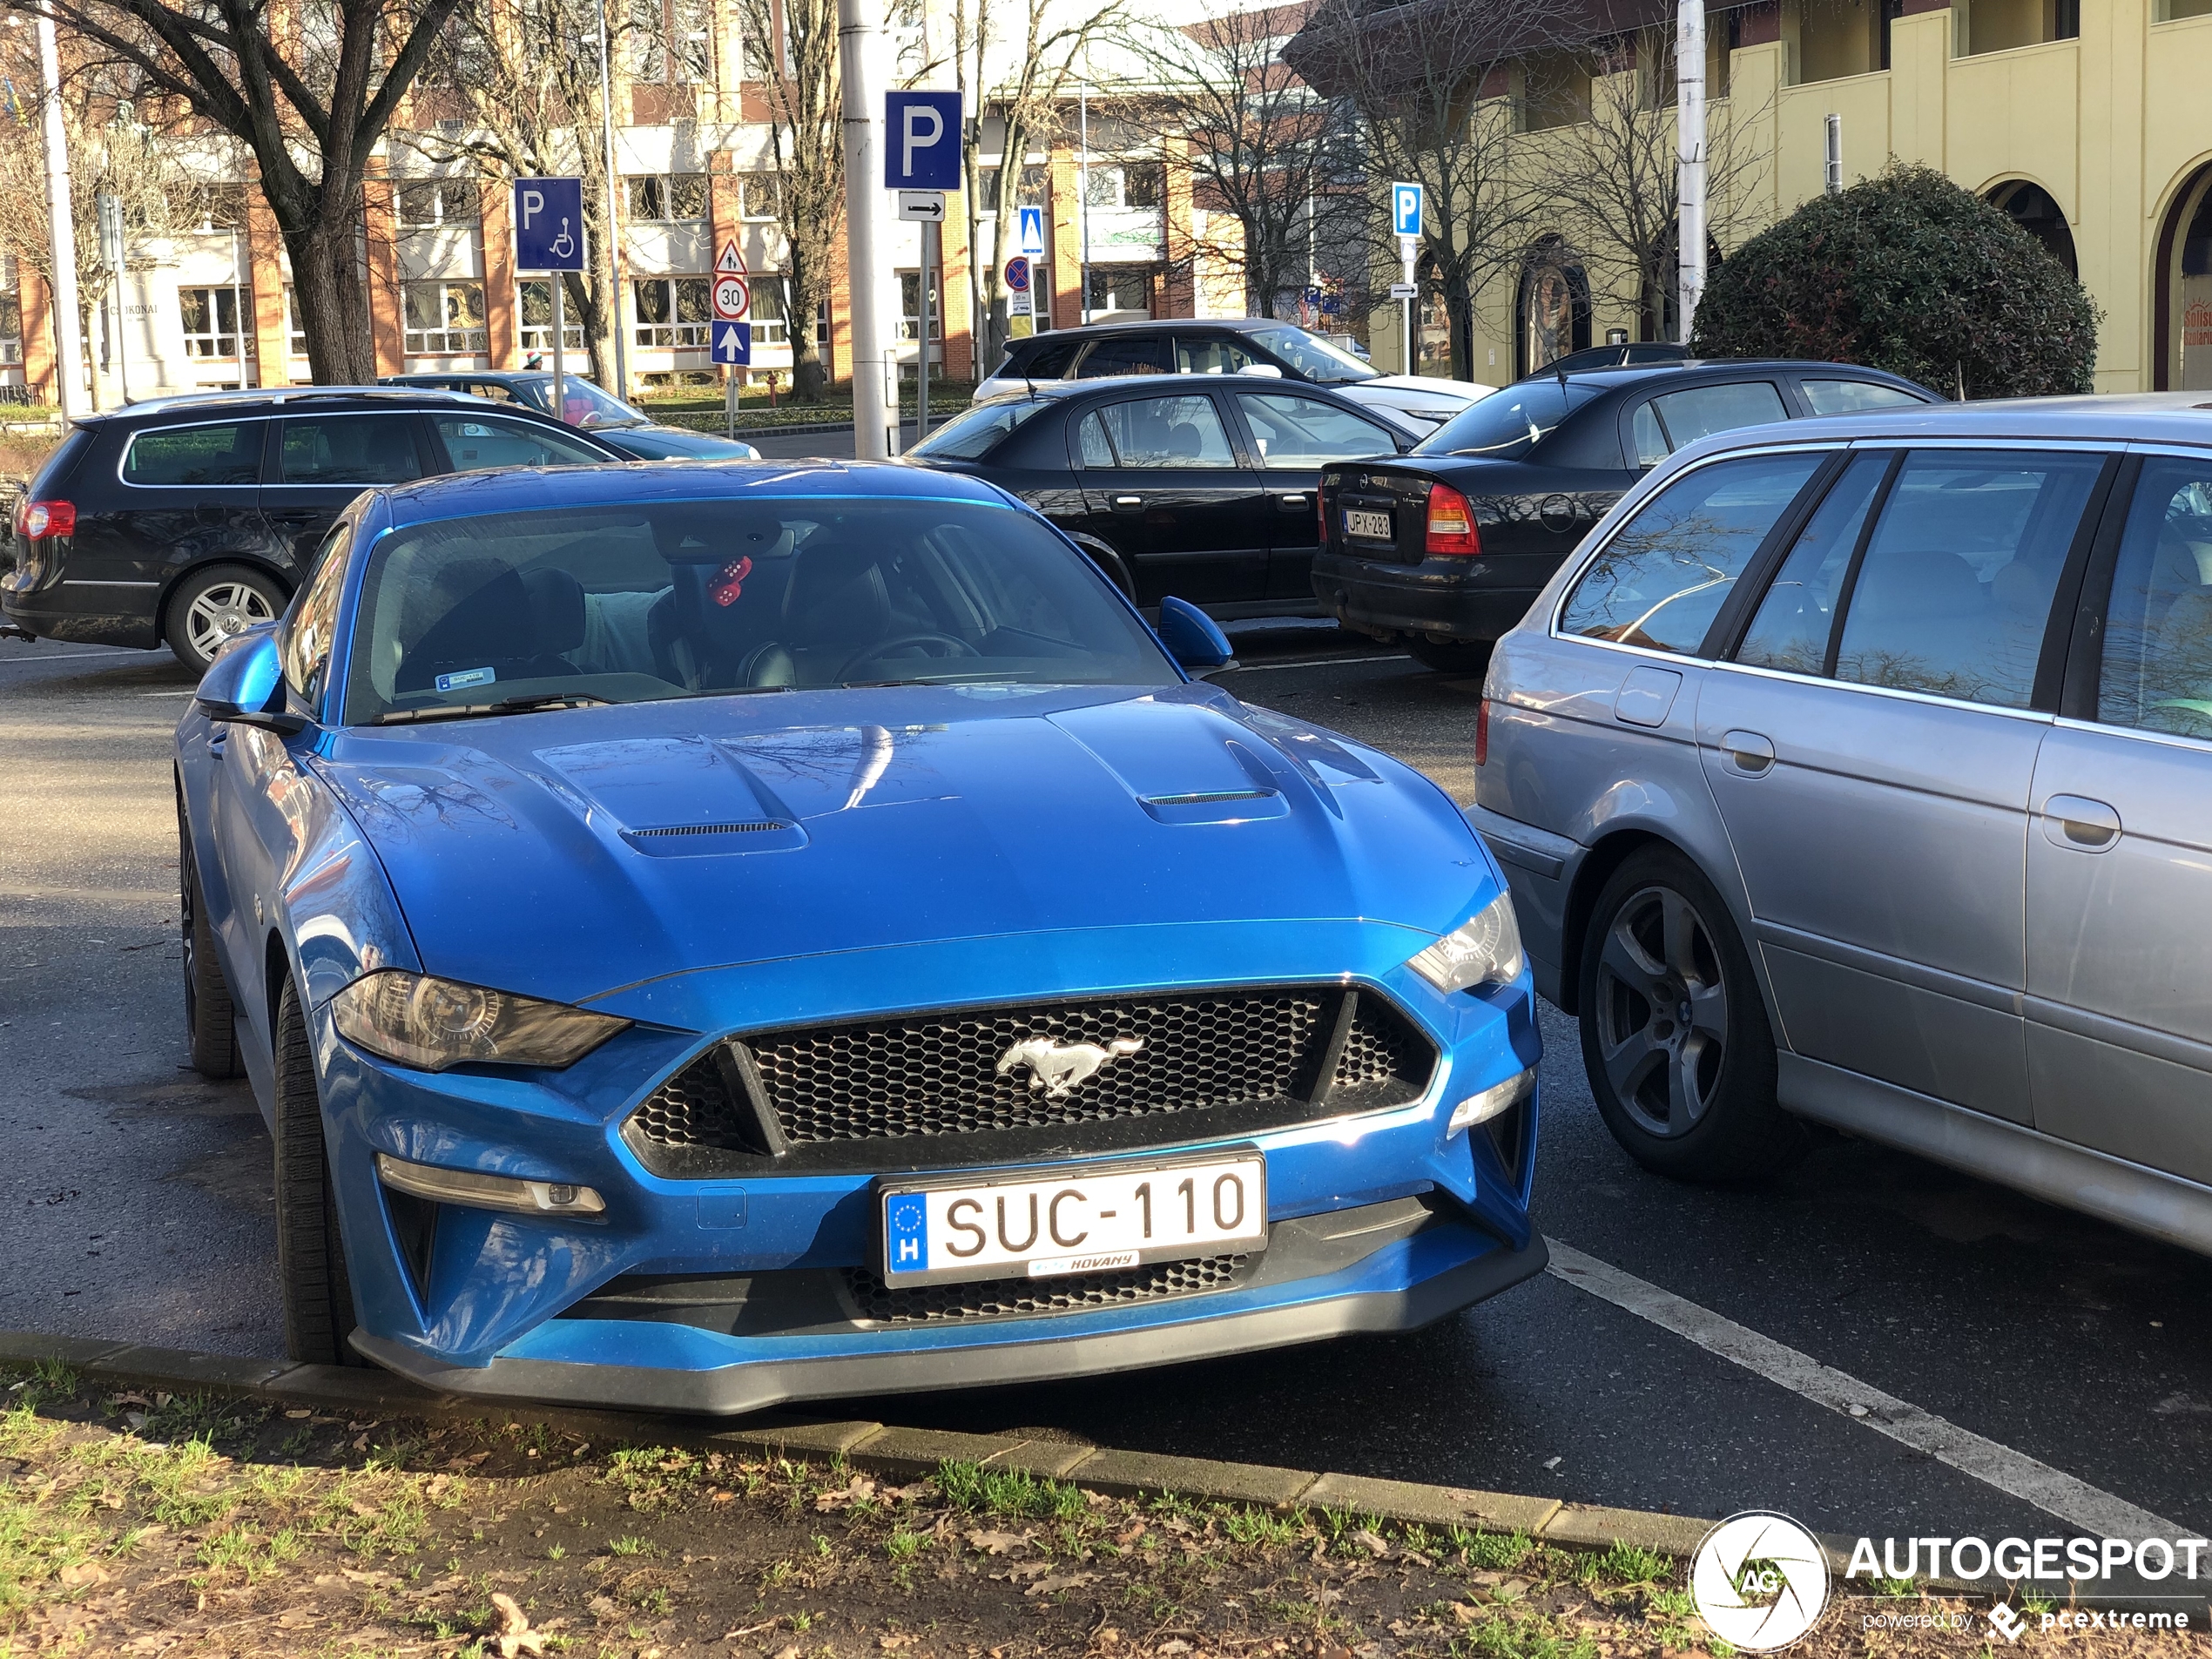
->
[0, 1359, 2195, 1658]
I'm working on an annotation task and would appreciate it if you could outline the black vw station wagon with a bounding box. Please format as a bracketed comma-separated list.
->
[1312, 360, 1936, 671]
[0, 387, 626, 671]
[909, 371, 1407, 617]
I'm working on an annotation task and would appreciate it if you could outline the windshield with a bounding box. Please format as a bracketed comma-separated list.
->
[1413, 381, 1603, 461]
[1245, 325, 1378, 385]
[908, 399, 1049, 461]
[338, 498, 1176, 725]
[510, 375, 648, 428]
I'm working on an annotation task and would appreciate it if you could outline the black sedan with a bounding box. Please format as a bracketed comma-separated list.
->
[381, 370, 762, 461]
[910, 373, 1408, 617]
[1312, 359, 1935, 671]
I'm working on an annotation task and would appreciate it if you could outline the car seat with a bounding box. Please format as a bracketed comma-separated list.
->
[394, 557, 579, 695]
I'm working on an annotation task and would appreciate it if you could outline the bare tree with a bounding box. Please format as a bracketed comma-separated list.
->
[1519, 30, 1765, 341]
[951, 0, 1118, 374]
[47, 0, 468, 381]
[1291, 0, 1572, 381]
[1120, 3, 1352, 321]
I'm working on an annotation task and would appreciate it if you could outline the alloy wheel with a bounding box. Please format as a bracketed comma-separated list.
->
[184, 580, 276, 663]
[1592, 883, 1729, 1138]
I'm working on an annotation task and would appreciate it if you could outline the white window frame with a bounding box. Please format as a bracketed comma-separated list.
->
[631, 274, 711, 348]
[402, 278, 488, 356]
[517, 279, 586, 353]
[179, 285, 255, 360]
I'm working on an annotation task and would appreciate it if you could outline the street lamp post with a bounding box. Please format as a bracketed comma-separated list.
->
[33, 3, 84, 419]
[1676, 0, 1707, 345]
[597, 0, 626, 395]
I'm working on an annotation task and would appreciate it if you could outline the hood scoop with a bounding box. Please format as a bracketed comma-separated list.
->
[1050, 698, 1292, 826]
[536, 735, 810, 857]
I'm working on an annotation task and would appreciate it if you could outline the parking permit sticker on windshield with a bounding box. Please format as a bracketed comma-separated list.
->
[435, 666, 496, 693]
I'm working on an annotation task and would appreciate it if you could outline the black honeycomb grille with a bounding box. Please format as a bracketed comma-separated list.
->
[624, 986, 1436, 1166]
[845, 1254, 1249, 1323]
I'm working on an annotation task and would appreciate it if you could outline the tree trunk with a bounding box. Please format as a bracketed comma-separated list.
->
[288, 222, 374, 385]
[1444, 267, 1474, 383]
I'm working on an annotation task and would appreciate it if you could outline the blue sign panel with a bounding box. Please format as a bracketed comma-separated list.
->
[514, 178, 585, 271]
[1017, 204, 1047, 256]
[711, 319, 752, 366]
[884, 91, 963, 190]
[885, 1194, 929, 1272]
[1003, 255, 1030, 293]
[1392, 180, 1424, 238]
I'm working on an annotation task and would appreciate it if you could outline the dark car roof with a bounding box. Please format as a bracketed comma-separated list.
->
[1539, 358, 1935, 391]
[1684, 392, 2212, 455]
[1011, 319, 1284, 341]
[85, 385, 525, 427]
[376, 456, 1013, 530]
[988, 371, 1376, 404]
[388, 369, 563, 388]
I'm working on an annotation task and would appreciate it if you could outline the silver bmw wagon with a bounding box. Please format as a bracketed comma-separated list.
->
[1472, 395, 2212, 1254]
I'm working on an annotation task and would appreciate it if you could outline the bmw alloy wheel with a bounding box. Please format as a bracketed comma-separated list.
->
[1591, 882, 1729, 1138]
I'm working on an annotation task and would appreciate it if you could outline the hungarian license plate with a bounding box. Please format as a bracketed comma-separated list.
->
[1344, 507, 1393, 542]
[878, 1151, 1267, 1287]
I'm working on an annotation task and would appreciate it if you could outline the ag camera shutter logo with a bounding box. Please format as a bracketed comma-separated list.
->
[1691, 1512, 1831, 1650]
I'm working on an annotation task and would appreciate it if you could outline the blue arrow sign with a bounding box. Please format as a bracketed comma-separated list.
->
[711, 319, 752, 366]
[514, 177, 585, 271]
[885, 91, 962, 190]
[1392, 180, 1423, 239]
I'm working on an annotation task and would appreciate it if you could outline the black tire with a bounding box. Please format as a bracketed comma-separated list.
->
[165, 563, 286, 675]
[273, 974, 363, 1365]
[1576, 847, 1806, 1182]
[1406, 637, 1494, 676]
[178, 806, 241, 1080]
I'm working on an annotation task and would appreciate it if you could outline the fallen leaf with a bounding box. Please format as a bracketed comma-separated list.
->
[709, 1488, 735, 1504]
[1025, 1572, 1097, 1596]
[1352, 1528, 1390, 1558]
[351, 1433, 370, 1453]
[1114, 1523, 1146, 1547]
[341, 1568, 398, 1588]
[1157, 1642, 1192, 1656]
[966, 1528, 1028, 1555]
[587, 1594, 618, 1621]
[284, 1408, 313, 1420]
[58, 1561, 108, 1588]
[1448, 1602, 1479, 1626]
[1002, 1561, 1053, 1581]
[1498, 1577, 1531, 1601]
[347, 1501, 379, 1519]
[880, 1636, 916, 1651]
[489, 1591, 545, 1658]
[1094, 1629, 1121, 1648]
[772, 1647, 803, 1659]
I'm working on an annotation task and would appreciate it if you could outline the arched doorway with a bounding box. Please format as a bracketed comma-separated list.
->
[1516, 238, 1590, 377]
[1987, 180, 2078, 278]
[2156, 163, 2212, 391]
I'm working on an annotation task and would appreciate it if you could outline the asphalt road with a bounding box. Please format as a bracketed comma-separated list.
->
[6, 619, 2212, 1556]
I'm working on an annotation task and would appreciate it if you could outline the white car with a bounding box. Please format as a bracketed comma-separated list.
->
[974, 320, 1489, 441]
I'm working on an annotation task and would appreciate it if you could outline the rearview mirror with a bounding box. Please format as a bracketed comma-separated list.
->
[194, 629, 307, 734]
[1157, 597, 1234, 672]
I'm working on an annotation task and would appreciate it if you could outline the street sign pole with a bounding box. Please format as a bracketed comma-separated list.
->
[552, 276, 565, 422]
[885, 90, 961, 455]
[1390, 183, 1424, 379]
[516, 178, 587, 423]
[917, 217, 934, 442]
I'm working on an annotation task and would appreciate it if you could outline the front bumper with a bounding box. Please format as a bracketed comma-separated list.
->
[353, 1204, 1548, 1415]
[1311, 549, 1550, 645]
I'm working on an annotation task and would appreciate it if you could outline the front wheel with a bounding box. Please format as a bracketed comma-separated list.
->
[273, 974, 363, 1365]
[165, 563, 285, 675]
[178, 808, 240, 1079]
[1576, 847, 1804, 1182]
[1406, 637, 1494, 676]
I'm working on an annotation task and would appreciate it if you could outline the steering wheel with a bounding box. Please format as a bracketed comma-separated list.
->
[838, 632, 981, 680]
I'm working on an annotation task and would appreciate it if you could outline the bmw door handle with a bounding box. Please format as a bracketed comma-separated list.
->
[2042, 793, 2121, 851]
[1720, 730, 1776, 775]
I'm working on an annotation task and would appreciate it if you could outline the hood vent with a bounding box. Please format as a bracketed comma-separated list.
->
[618, 818, 809, 856]
[632, 820, 788, 838]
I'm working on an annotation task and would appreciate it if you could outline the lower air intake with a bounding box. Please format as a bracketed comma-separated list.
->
[845, 1253, 1249, 1324]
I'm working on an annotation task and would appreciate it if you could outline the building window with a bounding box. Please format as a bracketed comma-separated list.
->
[738, 173, 779, 220]
[626, 173, 709, 222]
[518, 280, 586, 352]
[898, 268, 942, 340]
[180, 286, 254, 359]
[674, 0, 711, 78]
[1084, 162, 1163, 210]
[283, 286, 307, 356]
[633, 276, 711, 347]
[403, 279, 488, 354]
[892, 0, 925, 74]
[630, 0, 666, 79]
[397, 177, 480, 229]
[1084, 267, 1151, 316]
[0, 287, 21, 367]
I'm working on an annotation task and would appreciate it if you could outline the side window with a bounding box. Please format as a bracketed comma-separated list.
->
[467, 381, 526, 406]
[1647, 381, 1790, 450]
[1076, 411, 1116, 469]
[280, 519, 352, 709]
[1233, 392, 1393, 468]
[1177, 335, 1259, 374]
[1087, 395, 1236, 469]
[1629, 403, 1668, 469]
[434, 415, 610, 472]
[1020, 339, 1084, 379]
[278, 415, 425, 485]
[1800, 379, 1926, 415]
[122, 422, 262, 485]
[1735, 452, 1892, 674]
[1558, 451, 1825, 654]
[1075, 335, 1170, 378]
[2094, 458, 2212, 738]
[1831, 449, 2105, 708]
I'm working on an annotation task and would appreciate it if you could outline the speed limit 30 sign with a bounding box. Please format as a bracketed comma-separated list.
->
[713, 273, 751, 320]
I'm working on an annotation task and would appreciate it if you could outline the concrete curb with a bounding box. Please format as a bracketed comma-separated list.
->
[0, 1330, 1689, 1556]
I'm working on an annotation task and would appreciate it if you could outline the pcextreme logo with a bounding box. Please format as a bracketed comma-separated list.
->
[1691, 1512, 1832, 1650]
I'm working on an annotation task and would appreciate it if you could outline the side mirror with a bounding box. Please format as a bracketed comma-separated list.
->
[1157, 596, 1235, 672]
[1237, 363, 1285, 380]
[194, 628, 307, 734]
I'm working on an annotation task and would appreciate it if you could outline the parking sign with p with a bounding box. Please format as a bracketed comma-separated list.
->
[1392, 181, 1424, 239]
[885, 91, 962, 190]
[515, 177, 585, 271]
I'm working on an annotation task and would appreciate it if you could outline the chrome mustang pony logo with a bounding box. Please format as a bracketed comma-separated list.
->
[996, 1036, 1143, 1098]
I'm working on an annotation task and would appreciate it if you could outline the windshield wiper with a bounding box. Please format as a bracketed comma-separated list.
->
[375, 692, 614, 725]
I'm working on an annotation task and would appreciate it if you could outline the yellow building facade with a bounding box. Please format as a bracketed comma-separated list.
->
[1369, 0, 2212, 394]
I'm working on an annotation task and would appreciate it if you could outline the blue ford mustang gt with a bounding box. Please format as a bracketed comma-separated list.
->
[174, 459, 1543, 1413]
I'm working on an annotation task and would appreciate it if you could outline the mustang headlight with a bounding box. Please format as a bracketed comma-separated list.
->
[1406, 892, 1526, 994]
[331, 970, 628, 1071]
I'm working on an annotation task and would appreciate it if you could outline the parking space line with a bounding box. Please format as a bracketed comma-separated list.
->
[1544, 1238, 2179, 1539]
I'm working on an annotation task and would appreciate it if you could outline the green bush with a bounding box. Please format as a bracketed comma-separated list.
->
[1689, 164, 2099, 398]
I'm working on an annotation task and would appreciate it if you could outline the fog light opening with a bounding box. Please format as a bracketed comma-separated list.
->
[1447, 1066, 1535, 1136]
[374, 1152, 606, 1217]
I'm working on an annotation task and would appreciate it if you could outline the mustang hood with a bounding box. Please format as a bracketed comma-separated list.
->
[312, 683, 1490, 1010]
